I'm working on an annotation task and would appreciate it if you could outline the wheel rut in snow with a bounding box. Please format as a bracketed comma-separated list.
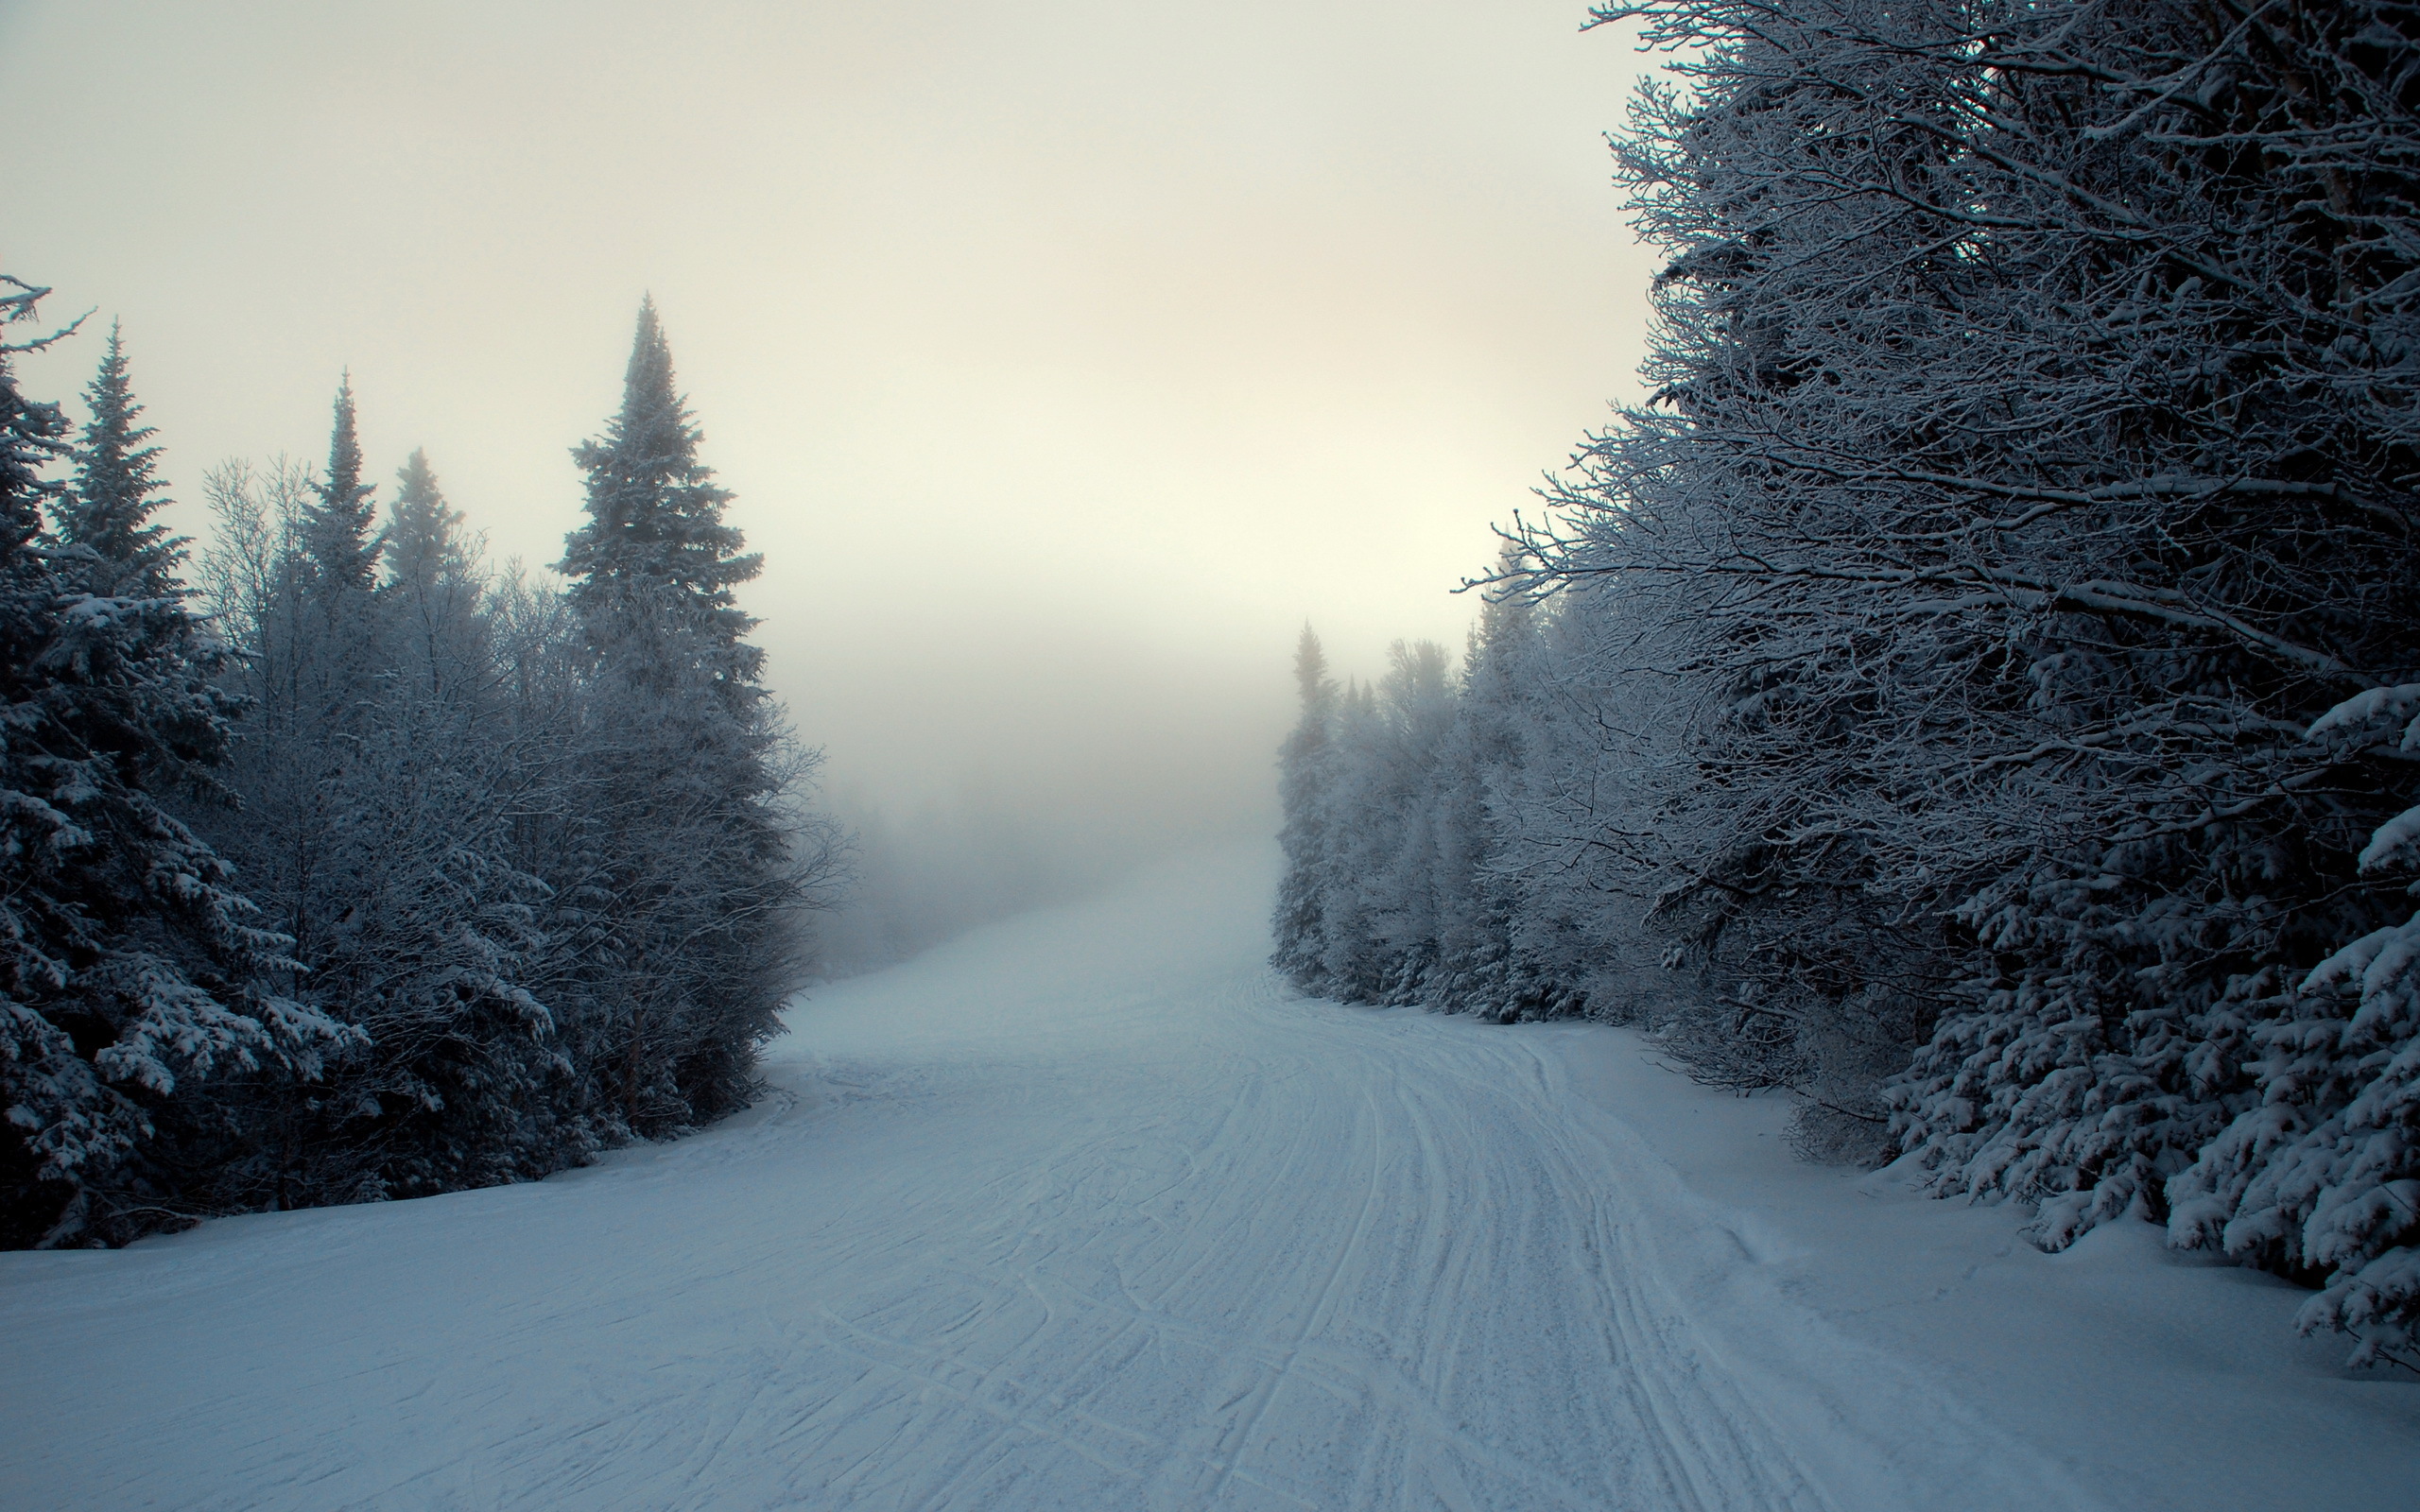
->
[0, 847, 2091, 1512]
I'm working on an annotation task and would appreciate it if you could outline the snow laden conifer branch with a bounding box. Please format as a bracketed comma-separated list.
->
[2168, 685, 2420, 1369]
[1, 292, 349, 1246]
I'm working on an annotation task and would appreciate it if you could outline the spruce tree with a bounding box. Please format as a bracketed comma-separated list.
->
[1270, 624, 1337, 989]
[381, 448, 481, 696]
[0, 278, 345, 1246]
[561, 297, 761, 679]
[304, 374, 380, 593]
[556, 298, 800, 1130]
[60, 321, 181, 598]
[383, 448, 469, 596]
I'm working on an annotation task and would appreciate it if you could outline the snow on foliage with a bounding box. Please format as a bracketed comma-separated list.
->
[3, 290, 841, 1246]
[1, 282, 349, 1246]
[2169, 687, 2420, 1367]
[1287, 0, 2420, 1365]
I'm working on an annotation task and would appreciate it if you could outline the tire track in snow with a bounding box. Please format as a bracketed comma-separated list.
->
[1210, 986, 1828, 1511]
[0, 847, 2100, 1512]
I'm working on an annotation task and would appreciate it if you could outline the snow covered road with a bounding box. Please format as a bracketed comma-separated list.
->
[3, 846, 2407, 1510]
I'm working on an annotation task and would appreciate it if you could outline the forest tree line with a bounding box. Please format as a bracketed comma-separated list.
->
[2, 288, 840, 1247]
[1277, 0, 2420, 1367]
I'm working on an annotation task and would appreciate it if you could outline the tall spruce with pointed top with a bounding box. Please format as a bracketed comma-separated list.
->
[1271, 625, 1338, 990]
[556, 299, 799, 1131]
[60, 321, 181, 598]
[384, 448, 470, 597]
[304, 374, 380, 594]
[0, 278, 346, 1246]
[562, 298, 762, 688]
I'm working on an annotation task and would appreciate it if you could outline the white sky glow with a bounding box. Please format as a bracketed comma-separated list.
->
[2, 0, 1661, 911]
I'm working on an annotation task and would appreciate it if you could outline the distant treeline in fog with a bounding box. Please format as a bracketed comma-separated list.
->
[1278, 1, 2420, 1368]
[818, 798, 1115, 976]
[2, 291, 840, 1247]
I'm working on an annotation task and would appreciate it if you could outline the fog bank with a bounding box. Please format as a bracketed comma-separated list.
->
[2, 0, 1657, 963]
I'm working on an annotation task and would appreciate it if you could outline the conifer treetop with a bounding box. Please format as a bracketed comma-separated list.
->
[306, 372, 381, 593]
[384, 446, 471, 593]
[0, 276, 72, 551]
[1293, 624, 1332, 711]
[560, 297, 763, 654]
[63, 320, 183, 597]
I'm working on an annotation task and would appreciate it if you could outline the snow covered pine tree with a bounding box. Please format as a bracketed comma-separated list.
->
[0, 291, 345, 1246]
[58, 321, 182, 599]
[556, 298, 832, 1132]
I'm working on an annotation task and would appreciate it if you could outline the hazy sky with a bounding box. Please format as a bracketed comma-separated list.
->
[2, 1, 1661, 887]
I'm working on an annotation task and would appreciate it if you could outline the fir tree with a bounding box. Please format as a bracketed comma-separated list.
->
[1271, 624, 1337, 989]
[381, 448, 481, 696]
[0, 278, 345, 1246]
[60, 321, 182, 598]
[560, 296, 762, 683]
[304, 374, 380, 593]
[383, 448, 469, 596]
[556, 299, 804, 1130]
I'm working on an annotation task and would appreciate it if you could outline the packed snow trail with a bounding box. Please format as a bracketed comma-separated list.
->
[4, 845, 2360, 1511]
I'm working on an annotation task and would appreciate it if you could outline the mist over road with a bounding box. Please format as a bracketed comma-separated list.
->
[1, 849, 2145, 1510]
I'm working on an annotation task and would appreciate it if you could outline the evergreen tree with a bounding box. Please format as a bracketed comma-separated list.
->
[383, 448, 467, 591]
[381, 447, 481, 696]
[1270, 625, 1337, 989]
[1426, 574, 1556, 1022]
[60, 321, 181, 598]
[561, 297, 761, 679]
[0, 278, 345, 1246]
[2169, 684, 2420, 1369]
[303, 374, 380, 593]
[556, 298, 807, 1130]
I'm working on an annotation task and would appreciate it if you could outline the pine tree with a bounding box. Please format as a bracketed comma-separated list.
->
[304, 374, 380, 593]
[60, 321, 181, 598]
[560, 297, 761, 681]
[381, 448, 481, 696]
[555, 298, 806, 1130]
[1271, 625, 1337, 989]
[1427, 576, 1547, 1022]
[383, 448, 467, 593]
[0, 278, 346, 1246]
[2169, 684, 2420, 1369]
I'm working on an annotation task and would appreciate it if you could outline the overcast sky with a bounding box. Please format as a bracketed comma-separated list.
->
[2, 0, 1661, 888]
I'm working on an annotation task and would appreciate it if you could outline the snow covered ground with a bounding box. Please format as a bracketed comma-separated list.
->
[4, 843, 2412, 1510]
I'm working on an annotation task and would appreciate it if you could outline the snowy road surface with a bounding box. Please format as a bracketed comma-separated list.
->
[4, 846, 2411, 1510]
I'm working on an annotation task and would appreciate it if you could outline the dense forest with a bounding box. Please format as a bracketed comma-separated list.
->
[1, 286, 840, 1247]
[1278, 0, 2420, 1368]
